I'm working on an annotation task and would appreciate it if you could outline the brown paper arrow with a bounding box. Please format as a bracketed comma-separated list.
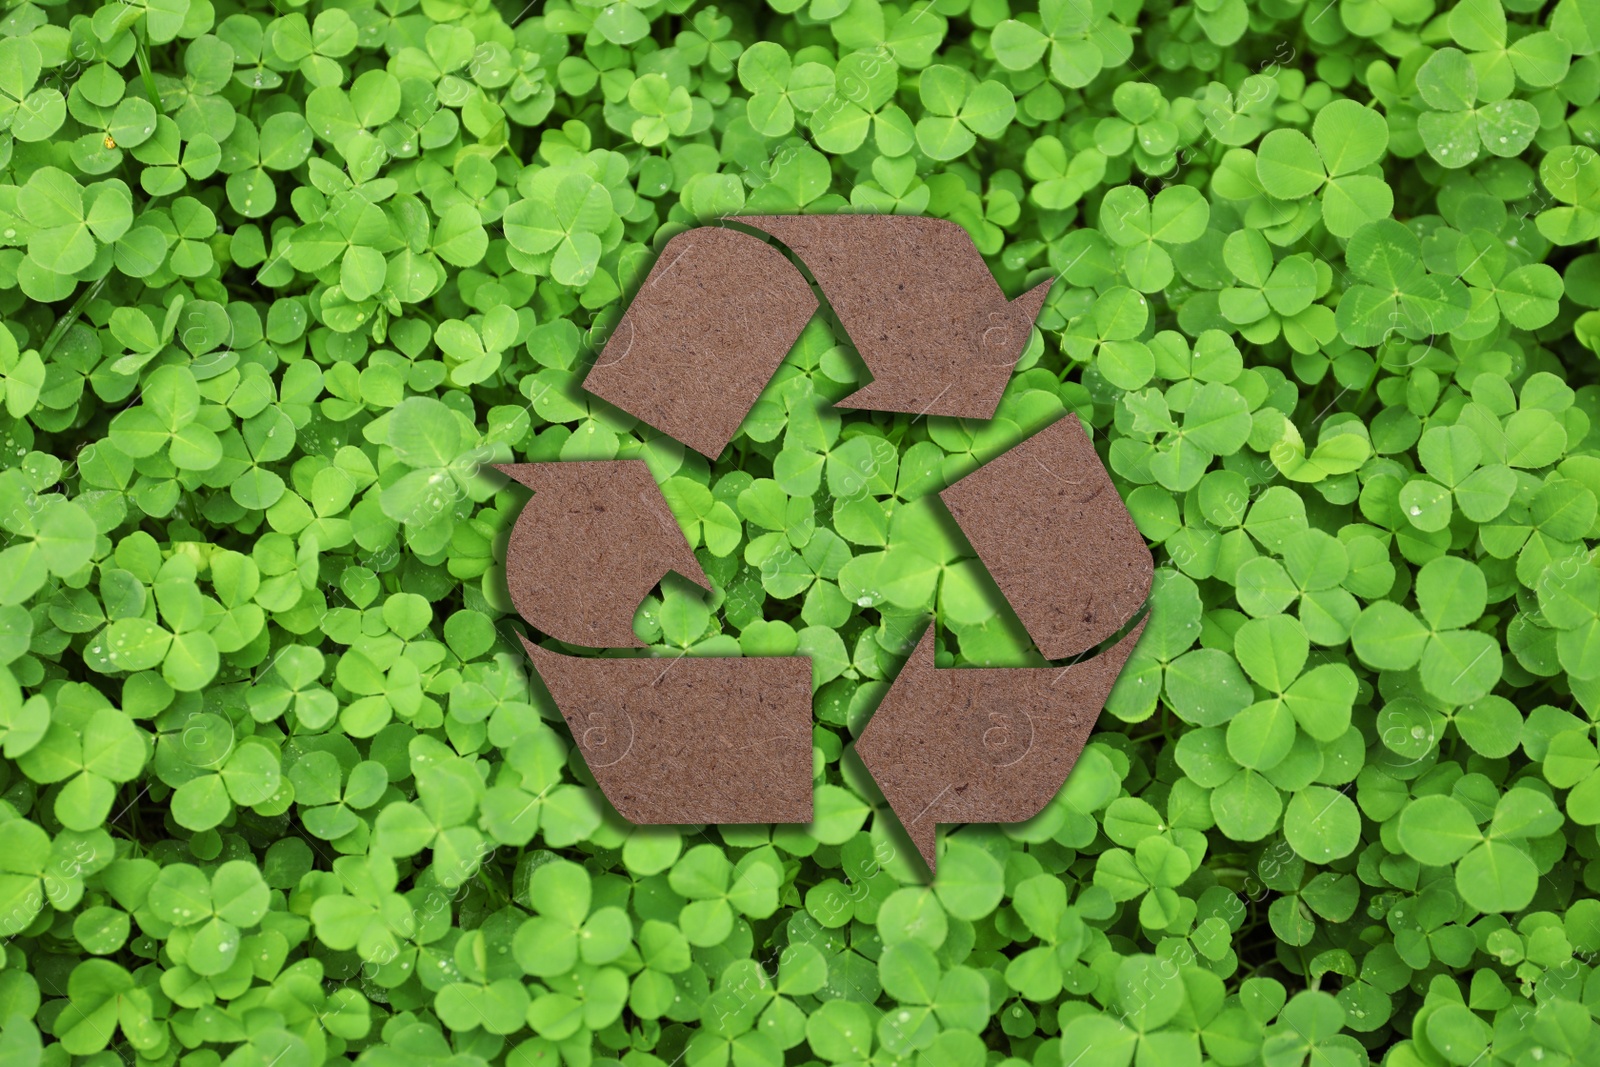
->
[580, 226, 819, 459]
[520, 638, 814, 823]
[854, 619, 1147, 871]
[496, 462, 708, 649]
[730, 215, 1052, 419]
[941, 413, 1153, 660]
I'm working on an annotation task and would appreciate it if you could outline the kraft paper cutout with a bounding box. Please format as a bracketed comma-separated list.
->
[730, 215, 1053, 420]
[854, 618, 1148, 872]
[520, 638, 814, 824]
[940, 413, 1154, 661]
[496, 462, 708, 649]
[581, 226, 818, 459]
[499, 214, 1150, 867]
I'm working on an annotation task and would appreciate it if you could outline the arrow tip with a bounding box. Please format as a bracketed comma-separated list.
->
[857, 614, 1150, 879]
[1012, 277, 1054, 322]
[499, 461, 709, 649]
[974, 277, 1054, 371]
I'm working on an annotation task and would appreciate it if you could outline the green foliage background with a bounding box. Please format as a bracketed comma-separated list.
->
[3, 0, 1600, 1063]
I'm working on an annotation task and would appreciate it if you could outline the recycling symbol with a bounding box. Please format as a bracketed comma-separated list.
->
[499, 216, 1153, 871]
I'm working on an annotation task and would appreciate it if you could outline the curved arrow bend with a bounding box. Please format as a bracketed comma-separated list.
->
[857, 622, 1146, 872]
[732, 215, 1054, 421]
[580, 226, 818, 460]
[497, 461, 813, 823]
[854, 414, 1154, 872]
[941, 410, 1152, 660]
[580, 217, 1051, 458]
[498, 462, 709, 649]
